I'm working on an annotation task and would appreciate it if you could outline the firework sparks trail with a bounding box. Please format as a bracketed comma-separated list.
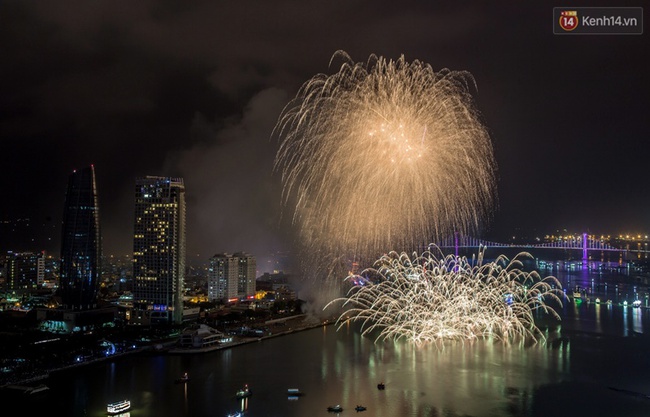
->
[324, 247, 567, 345]
[273, 51, 497, 266]
[272, 52, 564, 343]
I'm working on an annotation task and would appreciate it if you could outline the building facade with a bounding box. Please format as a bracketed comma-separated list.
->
[208, 253, 239, 301]
[36, 166, 117, 334]
[59, 165, 101, 310]
[208, 252, 256, 302]
[132, 176, 186, 325]
[235, 252, 256, 298]
[5, 251, 44, 293]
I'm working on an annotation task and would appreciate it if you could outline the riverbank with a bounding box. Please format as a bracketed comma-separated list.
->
[0, 346, 147, 388]
[167, 316, 330, 354]
[1, 315, 332, 387]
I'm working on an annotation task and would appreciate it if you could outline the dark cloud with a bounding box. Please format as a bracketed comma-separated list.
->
[166, 88, 290, 263]
[0, 0, 648, 270]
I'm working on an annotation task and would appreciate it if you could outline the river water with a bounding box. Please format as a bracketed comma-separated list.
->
[6, 252, 650, 417]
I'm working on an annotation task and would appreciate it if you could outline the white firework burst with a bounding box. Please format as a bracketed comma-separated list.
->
[325, 247, 566, 346]
[273, 51, 497, 264]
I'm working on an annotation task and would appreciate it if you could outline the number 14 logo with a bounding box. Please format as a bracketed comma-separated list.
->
[559, 10, 578, 31]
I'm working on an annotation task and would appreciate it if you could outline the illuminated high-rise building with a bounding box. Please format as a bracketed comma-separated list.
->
[59, 165, 101, 310]
[132, 176, 186, 325]
[5, 251, 45, 293]
[208, 252, 256, 302]
[234, 251, 256, 298]
[36, 166, 116, 334]
[208, 253, 238, 301]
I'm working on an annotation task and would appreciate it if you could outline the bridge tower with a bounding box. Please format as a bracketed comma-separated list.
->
[582, 232, 588, 262]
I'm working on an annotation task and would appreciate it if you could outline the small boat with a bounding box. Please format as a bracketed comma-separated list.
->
[355, 405, 367, 412]
[107, 399, 131, 415]
[633, 300, 642, 308]
[287, 388, 304, 398]
[175, 372, 190, 383]
[327, 405, 343, 412]
[377, 382, 385, 390]
[236, 384, 252, 398]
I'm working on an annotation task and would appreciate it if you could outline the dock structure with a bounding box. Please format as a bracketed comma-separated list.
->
[4, 384, 32, 393]
[3, 384, 49, 394]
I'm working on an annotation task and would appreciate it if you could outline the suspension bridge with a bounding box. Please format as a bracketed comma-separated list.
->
[431, 232, 645, 262]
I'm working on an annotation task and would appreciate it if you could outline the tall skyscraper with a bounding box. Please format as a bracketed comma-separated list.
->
[132, 176, 186, 325]
[59, 165, 101, 310]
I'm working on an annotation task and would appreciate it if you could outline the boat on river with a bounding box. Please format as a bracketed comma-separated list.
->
[287, 388, 304, 399]
[175, 372, 190, 383]
[236, 384, 252, 398]
[107, 399, 131, 414]
[327, 404, 343, 412]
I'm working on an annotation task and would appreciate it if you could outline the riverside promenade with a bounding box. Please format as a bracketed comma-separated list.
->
[166, 314, 331, 354]
[1, 313, 334, 387]
[0, 346, 147, 388]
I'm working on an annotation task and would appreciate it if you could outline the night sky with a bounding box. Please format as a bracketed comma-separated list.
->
[1, 1, 648, 269]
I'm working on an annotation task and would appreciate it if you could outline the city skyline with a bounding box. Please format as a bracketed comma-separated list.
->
[1, 2, 648, 265]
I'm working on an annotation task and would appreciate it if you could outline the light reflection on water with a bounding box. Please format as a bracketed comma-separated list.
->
[9, 317, 650, 417]
[7, 265, 650, 416]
